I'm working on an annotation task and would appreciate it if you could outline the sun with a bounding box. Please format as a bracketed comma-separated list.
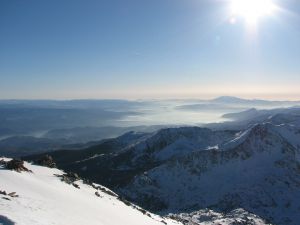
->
[230, 0, 276, 24]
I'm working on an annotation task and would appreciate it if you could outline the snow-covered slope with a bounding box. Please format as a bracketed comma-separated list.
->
[0, 158, 180, 225]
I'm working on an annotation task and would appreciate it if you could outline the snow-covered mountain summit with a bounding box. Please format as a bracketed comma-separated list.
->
[0, 158, 180, 225]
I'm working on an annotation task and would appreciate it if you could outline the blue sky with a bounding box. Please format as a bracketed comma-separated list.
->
[0, 0, 300, 99]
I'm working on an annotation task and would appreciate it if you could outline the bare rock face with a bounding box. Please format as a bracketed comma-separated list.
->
[35, 155, 56, 168]
[55, 172, 80, 184]
[5, 159, 32, 173]
[0, 159, 7, 166]
[95, 191, 102, 197]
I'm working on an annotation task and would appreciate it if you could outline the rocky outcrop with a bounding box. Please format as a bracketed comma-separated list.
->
[55, 172, 80, 185]
[5, 159, 32, 173]
[35, 155, 56, 168]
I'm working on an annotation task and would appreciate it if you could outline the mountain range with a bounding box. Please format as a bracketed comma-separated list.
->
[24, 106, 300, 225]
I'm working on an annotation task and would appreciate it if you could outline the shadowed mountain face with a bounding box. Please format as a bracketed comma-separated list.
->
[25, 108, 300, 225]
[0, 216, 15, 225]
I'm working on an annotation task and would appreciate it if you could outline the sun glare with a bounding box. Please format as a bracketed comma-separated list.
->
[230, 0, 276, 24]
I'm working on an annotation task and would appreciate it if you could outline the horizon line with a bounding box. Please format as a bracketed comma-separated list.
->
[0, 95, 300, 102]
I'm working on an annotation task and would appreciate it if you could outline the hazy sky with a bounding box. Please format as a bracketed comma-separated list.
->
[1, 0, 300, 100]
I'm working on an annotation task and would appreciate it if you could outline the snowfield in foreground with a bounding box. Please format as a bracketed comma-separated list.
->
[0, 158, 180, 225]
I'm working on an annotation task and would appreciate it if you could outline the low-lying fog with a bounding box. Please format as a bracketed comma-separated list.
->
[0, 96, 299, 139]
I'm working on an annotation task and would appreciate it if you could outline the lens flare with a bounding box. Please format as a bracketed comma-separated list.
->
[231, 0, 276, 24]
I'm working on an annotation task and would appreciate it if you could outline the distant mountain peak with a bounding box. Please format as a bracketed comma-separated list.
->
[210, 96, 252, 104]
[212, 96, 245, 101]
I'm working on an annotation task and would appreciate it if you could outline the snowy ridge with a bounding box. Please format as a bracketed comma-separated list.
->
[121, 119, 300, 225]
[127, 127, 236, 163]
[0, 158, 180, 225]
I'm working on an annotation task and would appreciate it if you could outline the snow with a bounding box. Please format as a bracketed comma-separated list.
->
[128, 127, 235, 162]
[122, 120, 300, 225]
[0, 158, 180, 225]
[205, 145, 219, 150]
